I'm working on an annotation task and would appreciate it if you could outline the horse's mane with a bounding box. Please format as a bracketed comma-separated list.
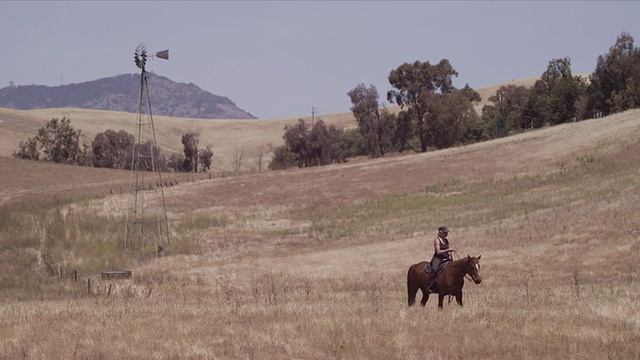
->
[452, 257, 470, 265]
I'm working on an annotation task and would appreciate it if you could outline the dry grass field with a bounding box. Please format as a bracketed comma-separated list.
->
[1, 81, 639, 359]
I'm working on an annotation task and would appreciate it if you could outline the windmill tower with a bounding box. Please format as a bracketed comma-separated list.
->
[124, 43, 170, 253]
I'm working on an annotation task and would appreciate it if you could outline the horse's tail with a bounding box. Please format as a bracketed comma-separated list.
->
[407, 264, 418, 307]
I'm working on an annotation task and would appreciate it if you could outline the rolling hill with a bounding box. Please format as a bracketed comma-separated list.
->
[0, 73, 256, 119]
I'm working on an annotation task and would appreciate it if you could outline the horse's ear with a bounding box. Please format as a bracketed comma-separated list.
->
[477, 255, 482, 260]
[467, 254, 470, 260]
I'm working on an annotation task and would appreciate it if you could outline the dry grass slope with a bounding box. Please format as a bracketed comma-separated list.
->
[0, 83, 639, 360]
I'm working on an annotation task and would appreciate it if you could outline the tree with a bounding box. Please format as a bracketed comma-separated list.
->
[307, 119, 344, 166]
[526, 57, 586, 127]
[347, 83, 395, 158]
[338, 128, 367, 159]
[250, 141, 272, 173]
[13, 117, 86, 164]
[387, 59, 459, 152]
[588, 32, 640, 115]
[199, 146, 213, 172]
[34, 117, 85, 164]
[270, 118, 345, 170]
[181, 131, 200, 172]
[13, 137, 40, 160]
[232, 146, 246, 173]
[481, 84, 531, 138]
[422, 85, 481, 149]
[90, 129, 135, 169]
[547, 74, 587, 124]
[282, 119, 312, 167]
[268, 146, 297, 170]
[133, 141, 166, 172]
[392, 111, 415, 153]
[179, 132, 214, 173]
[167, 153, 185, 172]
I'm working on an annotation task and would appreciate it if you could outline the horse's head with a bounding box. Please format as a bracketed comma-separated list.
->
[465, 255, 482, 284]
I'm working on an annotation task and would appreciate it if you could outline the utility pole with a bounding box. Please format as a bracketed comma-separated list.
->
[311, 106, 317, 126]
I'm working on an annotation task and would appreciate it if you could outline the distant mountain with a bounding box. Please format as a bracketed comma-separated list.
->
[0, 73, 256, 119]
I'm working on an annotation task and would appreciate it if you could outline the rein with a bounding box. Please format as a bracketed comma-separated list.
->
[453, 252, 475, 283]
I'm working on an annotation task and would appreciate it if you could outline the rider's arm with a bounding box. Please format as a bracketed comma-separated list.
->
[433, 238, 454, 256]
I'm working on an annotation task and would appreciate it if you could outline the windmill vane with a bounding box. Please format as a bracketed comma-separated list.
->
[155, 50, 169, 60]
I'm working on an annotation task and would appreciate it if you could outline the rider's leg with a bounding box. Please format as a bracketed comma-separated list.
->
[429, 257, 442, 291]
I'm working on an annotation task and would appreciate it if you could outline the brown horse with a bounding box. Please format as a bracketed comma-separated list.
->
[407, 255, 482, 308]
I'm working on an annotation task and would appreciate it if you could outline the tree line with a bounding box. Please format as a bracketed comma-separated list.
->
[14, 118, 214, 173]
[269, 32, 640, 169]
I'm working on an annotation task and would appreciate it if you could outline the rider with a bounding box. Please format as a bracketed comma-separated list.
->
[428, 225, 455, 291]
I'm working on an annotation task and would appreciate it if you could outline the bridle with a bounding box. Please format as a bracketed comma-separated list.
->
[453, 252, 476, 283]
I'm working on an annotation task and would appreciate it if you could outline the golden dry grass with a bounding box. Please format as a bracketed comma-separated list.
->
[1, 84, 639, 359]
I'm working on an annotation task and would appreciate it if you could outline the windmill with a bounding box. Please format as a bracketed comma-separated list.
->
[124, 43, 170, 254]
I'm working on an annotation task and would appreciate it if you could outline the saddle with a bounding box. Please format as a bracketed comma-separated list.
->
[424, 259, 451, 275]
[425, 259, 450, 292]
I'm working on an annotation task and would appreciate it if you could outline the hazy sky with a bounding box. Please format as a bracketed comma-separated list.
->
[1, 1, 639, 119]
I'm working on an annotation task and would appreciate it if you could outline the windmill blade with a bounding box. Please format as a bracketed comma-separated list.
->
[134, 43, 148, 70]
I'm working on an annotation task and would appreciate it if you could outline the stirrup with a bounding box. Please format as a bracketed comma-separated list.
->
[427, 281, 436, 293]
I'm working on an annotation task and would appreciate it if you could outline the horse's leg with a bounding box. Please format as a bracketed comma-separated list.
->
[407, 269, 419, 307]
[438, 293, 445, 309]
[419, 289, 430, 306]
[455, 292, 463, 307]
[407, 282, 418, 307]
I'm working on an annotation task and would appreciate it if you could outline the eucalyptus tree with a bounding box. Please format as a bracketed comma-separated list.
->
[181, 131, 213, 173]
[481, 84, 531, 137]
[387, 59, 458, 152]
[589, 32, 640, 115]
[347, 83, 394, 158]
[526, 57, 587, 127]
[181, 131, 199, 172]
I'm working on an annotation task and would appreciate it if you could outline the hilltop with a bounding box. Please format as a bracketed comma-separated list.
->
[0, 73, 255, 119]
